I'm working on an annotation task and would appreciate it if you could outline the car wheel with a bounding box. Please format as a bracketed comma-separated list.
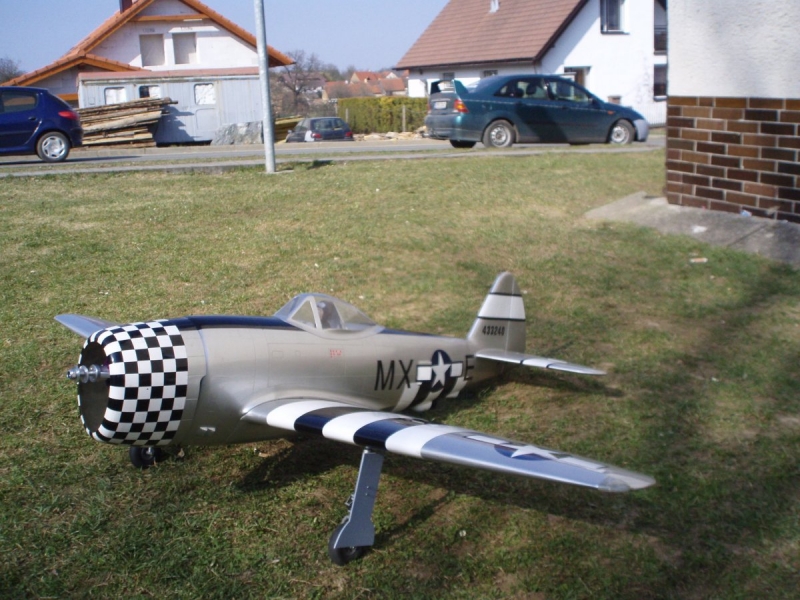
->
[450, 140, 476, 149]
[482, 120, 515, 148]
[36, 132, 71, 162]
[608, 120, 634, 145]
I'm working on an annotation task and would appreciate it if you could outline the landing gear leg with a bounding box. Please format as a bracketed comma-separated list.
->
[327, 447, 384, 565]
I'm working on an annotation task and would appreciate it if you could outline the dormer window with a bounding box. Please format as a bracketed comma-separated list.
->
[489, 0, 500, 14]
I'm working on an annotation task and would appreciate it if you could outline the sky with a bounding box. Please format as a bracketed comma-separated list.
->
[0, 0, 449, 74]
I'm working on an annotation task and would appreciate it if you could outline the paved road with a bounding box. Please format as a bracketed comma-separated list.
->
[0, 135, 665, 177]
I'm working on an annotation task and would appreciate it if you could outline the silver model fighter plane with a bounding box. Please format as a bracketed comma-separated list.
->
[57, 272, 654, 564]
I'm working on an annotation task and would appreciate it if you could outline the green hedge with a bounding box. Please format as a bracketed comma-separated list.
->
[337, 97, 428, 134]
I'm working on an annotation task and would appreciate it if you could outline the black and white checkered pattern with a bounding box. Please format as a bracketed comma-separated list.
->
[81, 321, 188, 447]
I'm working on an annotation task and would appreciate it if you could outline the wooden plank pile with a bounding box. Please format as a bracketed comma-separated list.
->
[77, 97, 177, 147]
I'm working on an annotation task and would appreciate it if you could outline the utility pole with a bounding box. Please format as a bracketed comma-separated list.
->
[253, 0, 276, 173]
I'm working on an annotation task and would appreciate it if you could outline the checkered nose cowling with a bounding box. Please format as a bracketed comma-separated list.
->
[75, 321, 189, 447]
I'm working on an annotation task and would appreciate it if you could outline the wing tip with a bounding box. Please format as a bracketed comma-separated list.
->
[599, 473, 656, 493]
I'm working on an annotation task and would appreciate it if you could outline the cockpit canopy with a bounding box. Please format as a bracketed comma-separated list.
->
[274, 293, 378, 333]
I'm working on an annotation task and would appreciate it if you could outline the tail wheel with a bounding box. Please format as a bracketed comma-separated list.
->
[482, 120, 515, 148]
[609, 120, 634, 144]
[129, 446, 164, 469]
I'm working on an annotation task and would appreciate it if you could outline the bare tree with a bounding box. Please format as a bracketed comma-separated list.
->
[277, 50, 325, 115]
[0, 57, 24, 83]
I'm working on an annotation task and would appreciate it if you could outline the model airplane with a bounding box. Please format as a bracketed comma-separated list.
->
[57, 272, 654, 565]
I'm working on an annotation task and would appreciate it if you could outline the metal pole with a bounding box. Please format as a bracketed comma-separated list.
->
[254, 0, 276, 173]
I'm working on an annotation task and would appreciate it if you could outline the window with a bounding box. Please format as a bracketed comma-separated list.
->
[482, 70, 498, 78]
[442, 72, 455, 80]
[138, 85, 161, 99]
[140, 34, 165, 67]
[0, 91, 37, 113]
[104, 87, 127, 105]
[550, 80, 591, 103]
[194, 83, 216, 105]
[601, 0, 625, 33]
[564, 66, 589, 87]
[173, 33, 197, 65]
[654, 64, 667, 98]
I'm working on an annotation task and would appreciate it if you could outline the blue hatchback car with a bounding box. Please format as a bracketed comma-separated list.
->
[0, 86, 83, 162]
[425, 75, 648, 149]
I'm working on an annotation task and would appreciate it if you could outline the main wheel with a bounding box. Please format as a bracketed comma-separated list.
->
[608, 120, 634, 145]
[482, 120, 515, 148]
[327, 523, 366, 566]
[129, 446, 163, 469]
[36, 131, 71, 162]
[449, 140, 476, 149]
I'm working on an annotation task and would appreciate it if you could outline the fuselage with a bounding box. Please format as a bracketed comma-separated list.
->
[74, 316, 501, 449]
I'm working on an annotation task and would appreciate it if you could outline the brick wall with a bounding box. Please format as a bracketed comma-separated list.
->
[666, 96, 800, 223]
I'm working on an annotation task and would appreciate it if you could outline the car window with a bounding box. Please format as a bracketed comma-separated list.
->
[549, 80, 592, 103]
[0, 91, 37, 114]
[522, 80, 550, 100]
[495, 80, 526, 99]
[469, 77, 501, 94]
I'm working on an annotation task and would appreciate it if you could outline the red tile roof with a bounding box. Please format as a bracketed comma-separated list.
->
[3, 53, 144, 87]
[5, 0, 292, 88]
[396, 0, 589, 69]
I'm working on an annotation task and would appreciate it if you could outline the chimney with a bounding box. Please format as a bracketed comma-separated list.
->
[120, 0, 133, 12]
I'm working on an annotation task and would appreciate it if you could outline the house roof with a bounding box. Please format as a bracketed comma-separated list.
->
[396, 0, 589, 70]
[379, 77, 406, 93]
[3, 53, 144, 87]
[4, 0, 292, 87]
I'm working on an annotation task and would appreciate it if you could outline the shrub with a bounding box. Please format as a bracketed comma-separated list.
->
[337, 97, 428, 133]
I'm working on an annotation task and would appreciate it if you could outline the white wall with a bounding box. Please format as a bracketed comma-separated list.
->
[669, 0, 800, 98]
[93, 12, 257, 70]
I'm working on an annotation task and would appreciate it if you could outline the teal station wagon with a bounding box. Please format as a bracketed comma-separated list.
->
[425, 75, 649, 149]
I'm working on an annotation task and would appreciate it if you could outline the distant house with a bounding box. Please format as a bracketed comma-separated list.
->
[665, 0, 800, 222]
[396, 0, 668, 126]
[3, 0, 292, 143]
[349, 71, 381, 85]
[324, 72, 408, 100]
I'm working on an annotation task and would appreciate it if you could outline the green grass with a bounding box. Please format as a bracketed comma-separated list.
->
[1, 150, 798, 599]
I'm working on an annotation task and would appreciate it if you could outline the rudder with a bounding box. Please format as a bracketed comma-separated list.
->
[467, 272, 526, 353]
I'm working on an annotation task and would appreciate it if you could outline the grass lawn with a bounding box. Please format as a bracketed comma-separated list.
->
[1, 149, 798, 599]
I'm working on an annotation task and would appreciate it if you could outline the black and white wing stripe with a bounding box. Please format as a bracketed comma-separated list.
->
[243, 400, 654, 492]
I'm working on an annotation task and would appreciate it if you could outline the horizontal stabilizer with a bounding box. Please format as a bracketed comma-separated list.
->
[55, 314, 120, 338]
[243, 399, 652, 492]
[475, 348, 606, 376]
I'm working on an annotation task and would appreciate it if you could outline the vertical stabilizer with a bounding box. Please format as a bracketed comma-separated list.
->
[467, 272, 526, 353]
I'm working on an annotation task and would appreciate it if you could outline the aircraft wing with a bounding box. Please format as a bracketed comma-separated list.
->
[55, 314, 121, 338]
[243, 399, 654, 492]
[475, 348, 606, 376]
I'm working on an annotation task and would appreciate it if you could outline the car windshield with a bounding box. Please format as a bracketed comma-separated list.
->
[275, 293, 377, 332]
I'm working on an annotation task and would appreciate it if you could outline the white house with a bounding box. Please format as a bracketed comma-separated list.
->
[4, 0, 291, 105]
[397, 0, 668, 126]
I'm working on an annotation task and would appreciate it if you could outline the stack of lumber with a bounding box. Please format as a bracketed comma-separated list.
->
[274, 116, 303, 140]
[78, 97, 177, 147]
